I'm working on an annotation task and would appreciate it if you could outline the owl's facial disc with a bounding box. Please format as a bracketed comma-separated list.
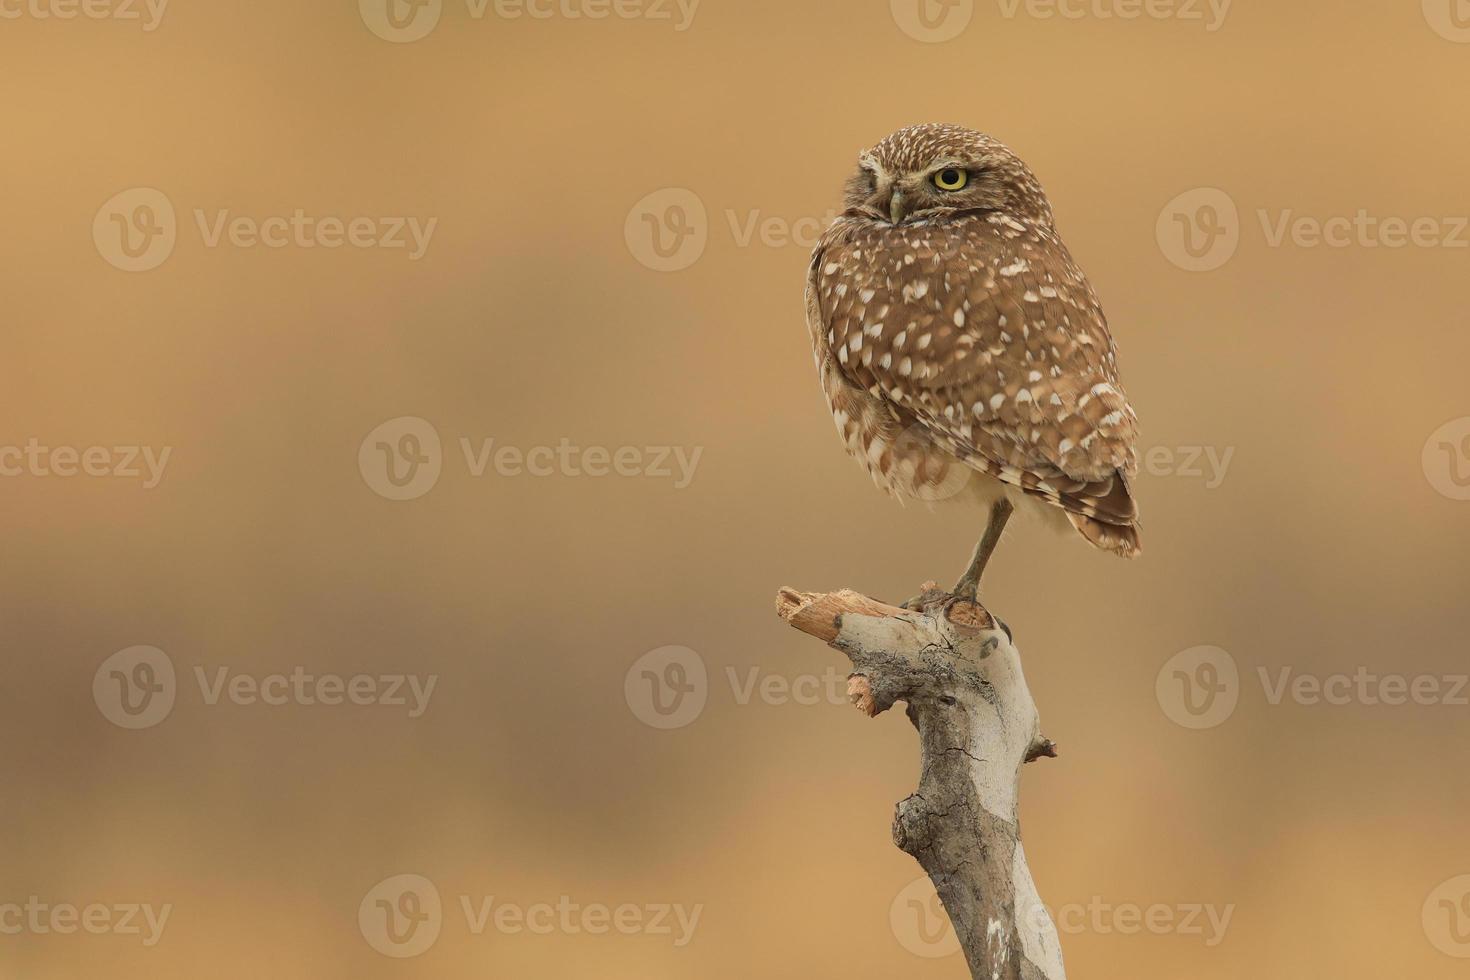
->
[845, 154, 1000, 226]
[841, 126, 1057, 229]
[881, 167, 977, 224]
[842, 163, 922, 224]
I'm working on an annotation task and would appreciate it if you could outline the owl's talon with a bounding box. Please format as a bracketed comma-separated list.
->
[900, 581, 945, 611]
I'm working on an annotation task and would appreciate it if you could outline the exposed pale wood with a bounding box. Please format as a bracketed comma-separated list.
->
[775, 587, 909, 642]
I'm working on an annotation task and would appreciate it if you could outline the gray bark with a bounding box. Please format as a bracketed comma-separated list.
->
[775, 585, 1066, 980]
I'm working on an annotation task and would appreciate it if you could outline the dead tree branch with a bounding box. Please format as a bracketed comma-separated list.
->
[775, 583, 1066, 980]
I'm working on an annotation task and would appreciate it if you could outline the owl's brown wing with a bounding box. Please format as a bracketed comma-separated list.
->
[805, 241, 923, 492]
[812, 214, 1140, 534]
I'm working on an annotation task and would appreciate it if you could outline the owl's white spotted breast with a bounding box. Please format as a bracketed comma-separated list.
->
[807, 210, 1140, 528]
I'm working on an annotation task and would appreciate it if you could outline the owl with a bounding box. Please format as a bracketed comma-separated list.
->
[806, 124, 1140, 597]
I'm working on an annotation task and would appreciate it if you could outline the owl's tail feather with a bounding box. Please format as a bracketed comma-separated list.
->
[1068, 513, 1142, 559]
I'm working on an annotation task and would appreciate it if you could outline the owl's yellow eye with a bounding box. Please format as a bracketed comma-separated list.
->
[933, 168, 969, 192]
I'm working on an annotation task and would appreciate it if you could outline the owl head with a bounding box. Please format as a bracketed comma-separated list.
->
[843, 124, 1055, 229]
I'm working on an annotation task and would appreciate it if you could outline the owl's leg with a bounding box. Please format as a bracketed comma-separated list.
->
[953, 498, 1015, 601]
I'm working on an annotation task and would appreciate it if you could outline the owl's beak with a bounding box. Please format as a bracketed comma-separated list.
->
[889, 188, 907, 225]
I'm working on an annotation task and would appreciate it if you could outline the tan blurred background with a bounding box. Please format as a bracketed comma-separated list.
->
[3, 1, 1470, 977]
